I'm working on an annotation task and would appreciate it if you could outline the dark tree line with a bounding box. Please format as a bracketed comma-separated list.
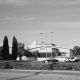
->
[1, 36, 18, 60]
[0, 35, 40, 61]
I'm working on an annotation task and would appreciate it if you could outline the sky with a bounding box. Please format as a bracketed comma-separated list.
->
[0, 0, 80, 49]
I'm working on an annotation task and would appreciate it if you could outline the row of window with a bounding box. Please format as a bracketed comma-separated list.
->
[39, 52, 55, 58]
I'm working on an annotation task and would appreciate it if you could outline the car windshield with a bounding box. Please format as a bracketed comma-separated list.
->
[67, 57, 74, 59]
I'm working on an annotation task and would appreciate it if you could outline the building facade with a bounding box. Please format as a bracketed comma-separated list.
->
[27, 41, 75, 61]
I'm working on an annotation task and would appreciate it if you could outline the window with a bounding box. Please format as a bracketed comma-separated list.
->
[39, 53, 52, 57]
[40, 47, 45, 50]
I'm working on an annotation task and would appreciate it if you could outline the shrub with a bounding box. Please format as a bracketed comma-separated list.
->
[4, 62, 11, 69]
[0, 61, 80, 70]
[64, 65, 73, 70]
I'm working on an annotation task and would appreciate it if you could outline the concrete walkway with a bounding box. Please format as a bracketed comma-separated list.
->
[0, 69, 80, 80]
[0, 69, 80, 75]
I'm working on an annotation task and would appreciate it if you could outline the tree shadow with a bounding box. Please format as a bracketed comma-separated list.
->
[8, 72, 41, 80]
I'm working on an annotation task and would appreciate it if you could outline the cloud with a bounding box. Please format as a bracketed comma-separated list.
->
[0, 0, 80, 6]
[26, 30, 54, 34]
[0, 0, 29, 5]
[46, 22, 80, 28]
[35, 0, 80, 6]
[4, 16, 39, 21]
[61, 0, 80, 5]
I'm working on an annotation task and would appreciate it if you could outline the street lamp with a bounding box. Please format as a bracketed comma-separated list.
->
[40, 32, 53, 63]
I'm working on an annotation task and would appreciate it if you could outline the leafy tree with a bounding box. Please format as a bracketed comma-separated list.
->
[52, 48, 60, 57]
[12, 36, 18, 61]
[1, 36, 9, 60]
[32, 50, 40, 60]
[24, 50, 32, 60]
[24, 50, 32, 57]
[0, 46, 3, 59]
[52, 52, 56, 57]
[73, 46, 80, 56]
[17, 42, 25, 60]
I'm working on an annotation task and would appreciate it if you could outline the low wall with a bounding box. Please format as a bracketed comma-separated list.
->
[37, 58, 50, 61]
[17, 56, 67, 62]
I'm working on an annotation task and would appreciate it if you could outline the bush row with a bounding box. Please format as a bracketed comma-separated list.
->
[0, 61, 80, 71]
[0, 61, 50, 70]
[50, 62, 80, 70]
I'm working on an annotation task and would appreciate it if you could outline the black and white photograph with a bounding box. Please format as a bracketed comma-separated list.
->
[0, 0, 80, 80]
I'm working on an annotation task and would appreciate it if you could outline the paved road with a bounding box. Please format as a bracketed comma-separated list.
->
[0, 69, 80, 80]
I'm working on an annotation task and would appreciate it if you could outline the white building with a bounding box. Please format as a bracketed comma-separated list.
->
[27, 41, 53, 52]
[27, 41, 55, 61]
[54, 47, 75, 61]
[26, 41, 75, 62]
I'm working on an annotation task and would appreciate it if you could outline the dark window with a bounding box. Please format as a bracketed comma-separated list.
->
[39, 53, 52, 58]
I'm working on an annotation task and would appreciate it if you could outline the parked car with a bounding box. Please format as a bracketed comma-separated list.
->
[47, 59, 58, 62]
[65, 57, 79, 62]
[43, 59, 58, 63]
